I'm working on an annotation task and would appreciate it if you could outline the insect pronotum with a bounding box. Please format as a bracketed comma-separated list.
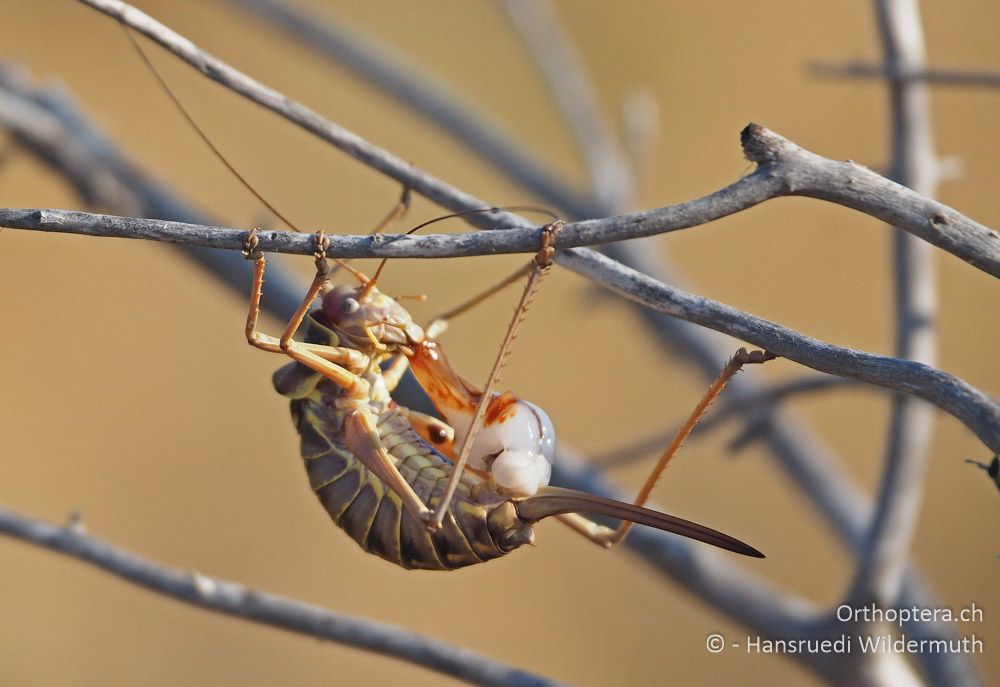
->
[124, 18, 771, 571]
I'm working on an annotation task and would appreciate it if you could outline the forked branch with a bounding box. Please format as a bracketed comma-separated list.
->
[3, 203, 998, 453]
[77, 0, 1000, 278]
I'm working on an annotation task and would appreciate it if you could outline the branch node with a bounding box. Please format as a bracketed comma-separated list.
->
[65, 508, 86, 535]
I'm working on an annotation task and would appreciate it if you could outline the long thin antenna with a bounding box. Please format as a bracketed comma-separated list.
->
[123, 27, 303, 233]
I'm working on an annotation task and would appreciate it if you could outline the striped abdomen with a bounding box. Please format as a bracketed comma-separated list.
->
[289, 392, 535, 570]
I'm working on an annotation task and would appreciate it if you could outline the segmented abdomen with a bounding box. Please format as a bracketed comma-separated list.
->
[290, 396, 532, 570]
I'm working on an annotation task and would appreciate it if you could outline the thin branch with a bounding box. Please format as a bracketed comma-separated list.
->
[7, 5, 980, 684]
[227, 0, 594, 221]
[6, 205, 997, 452]
[2, 59, 827, 678]
[73, 2, 887, 634]
[492, 13, 937, 682]
[78, 0, 517, 229]
[3, 111, 1000, 270]
[551, 448, 901, 683]
[849, 0, 940, 613]
[598, 376, 861, 467]
[738, 124, 998, 277]
[79, 0, 1000, 278]
[550, 454, 824, 644]
[0, 207, 540, 256]
[498, 0, 634, 211]
[220, 0, 873, 562]
[0, 62, 305, 321]
[0, 62, 441, 420]
[0, 506, 563, 687]
[220, 1, 885, 619]
[812, 60, 1000, 88]
[562, 247, 1000, 451]
[224, 0, 973, 616]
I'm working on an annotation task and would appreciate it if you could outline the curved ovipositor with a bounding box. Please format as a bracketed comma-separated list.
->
[274, 312, 763, 570]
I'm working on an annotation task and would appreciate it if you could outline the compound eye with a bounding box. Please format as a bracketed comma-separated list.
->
[340, 297, 361, 315]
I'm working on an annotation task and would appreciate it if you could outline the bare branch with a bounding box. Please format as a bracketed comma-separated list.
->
[0, 62, 306, 321]
[2, 58, 826, 677]
[227, 0, 594, 220]
[586, 245, 953, 685]
[4, 111, 1000, 270]
[77, 0, 517, 228]
[598, 376, 861, 467]
[561, 247, 1000, 451]
[4, 204, 997, 453]
[0, 505, 564, 687]
[550, 448, 823, 638]
[965, 456, 1000, 491]
[217, 3, 888, 630]
[812, 60, 1000, 88]
[493, 13, 929, 653]
[5, 4, 989, 684]
[0, 210, 1000, 460]
[216, 4, 989, 608]
[849, 0, 939, 613]
[498, 0, 634, 210]
[739, 124, 999, 277]
[78, 0, 1000, 278]
[0, 207, 540, 257]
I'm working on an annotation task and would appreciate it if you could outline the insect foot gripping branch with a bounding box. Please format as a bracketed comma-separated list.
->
[244, 228, 766, 569]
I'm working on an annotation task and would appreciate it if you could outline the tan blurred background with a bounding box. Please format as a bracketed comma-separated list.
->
[1, 1, 998, 685]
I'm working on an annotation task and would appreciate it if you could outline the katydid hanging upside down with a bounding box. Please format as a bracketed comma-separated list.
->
[242, 222, 770, 571]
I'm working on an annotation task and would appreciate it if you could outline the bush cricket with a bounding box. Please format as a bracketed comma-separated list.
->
[125, 22, 772, 570]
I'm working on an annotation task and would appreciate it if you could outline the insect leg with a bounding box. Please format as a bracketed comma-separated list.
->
[242, 229, 368, 373]
[427, 220, 563, 530]
[559, 348, 776, 548]
[383, 347, 458, 456]
[241, 230, 441, 523]
[380, 353, 409, 391]
[343, 409, 433, 522]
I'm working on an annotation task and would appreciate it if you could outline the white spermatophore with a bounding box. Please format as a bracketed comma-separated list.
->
[440, 399, 555, 496]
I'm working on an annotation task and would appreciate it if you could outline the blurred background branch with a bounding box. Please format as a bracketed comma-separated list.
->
[1, 1, 996, 686]
[812, 62, 1000, 89]
[0, 506, 563, 687]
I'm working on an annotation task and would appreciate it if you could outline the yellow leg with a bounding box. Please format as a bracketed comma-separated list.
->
[242, 229, 434, 522]
[242, 229, 369, 392]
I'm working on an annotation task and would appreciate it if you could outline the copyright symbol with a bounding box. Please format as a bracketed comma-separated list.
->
[706, 633, 725, 653]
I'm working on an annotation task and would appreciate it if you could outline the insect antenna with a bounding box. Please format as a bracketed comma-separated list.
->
[122, 27, 365, 281]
